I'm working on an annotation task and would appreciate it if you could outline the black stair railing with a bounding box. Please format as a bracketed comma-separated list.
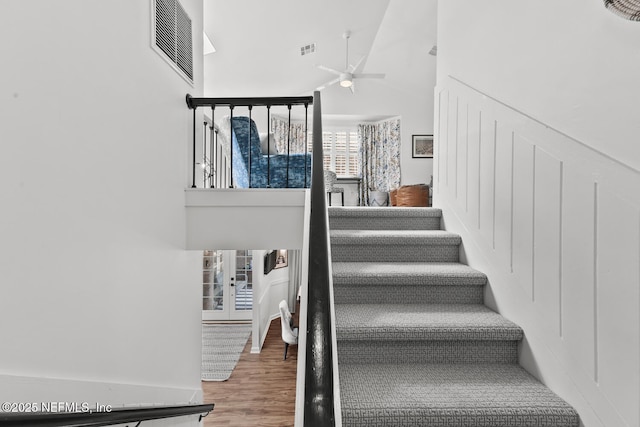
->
[185, 95, 313, 189]
[304, 90, 336, 426]
[0, 403, 213, 426]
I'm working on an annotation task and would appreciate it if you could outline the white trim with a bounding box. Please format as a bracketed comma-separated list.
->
[250, 276, 289, 353]
[294, 189, 312, 427]
[258, 313, 282, 353]
[325, 197, 342, 426]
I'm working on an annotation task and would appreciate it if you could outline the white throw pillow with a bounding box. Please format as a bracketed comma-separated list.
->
[259, 132, 278, 155]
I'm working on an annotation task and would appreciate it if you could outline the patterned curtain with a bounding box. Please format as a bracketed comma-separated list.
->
[358, 118, 401, 206]
[271, 115, 308, 154]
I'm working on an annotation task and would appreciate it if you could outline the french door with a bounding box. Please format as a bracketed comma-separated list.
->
[202, 250, 253, 321]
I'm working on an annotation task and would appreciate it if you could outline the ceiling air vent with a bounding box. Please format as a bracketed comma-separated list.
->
[300, 43, 316, 56]
[153, 0, 194, 82]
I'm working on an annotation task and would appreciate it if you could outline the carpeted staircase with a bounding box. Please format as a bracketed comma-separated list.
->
[329, 206, 579, 427]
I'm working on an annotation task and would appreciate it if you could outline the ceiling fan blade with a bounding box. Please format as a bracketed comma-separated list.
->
[349, 82, 355, 94]
[348, 56, 365, 73]
[353, 73, 386, 79]
[316, 77, 340, 91]
[317, 64, 342, 76]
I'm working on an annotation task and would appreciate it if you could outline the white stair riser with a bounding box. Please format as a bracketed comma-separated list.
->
[331, 243, 459, 262]
[338, 340, 519, 364]
[329, 216, 441, 231]
[334, 285, 484, 304]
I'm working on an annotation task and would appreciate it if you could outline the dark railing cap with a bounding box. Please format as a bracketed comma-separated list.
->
[186, 94, 313, 110]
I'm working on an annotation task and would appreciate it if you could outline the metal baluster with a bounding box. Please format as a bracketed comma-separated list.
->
[191, 107, 197, 188]
[203, 120, 208, 188]
[229, 105, 234, 188]
[213, 128, 222, 188]
[304, 103, 309, 188]
[248, 105, 253, 188]
[209, 124, 214, 188]
[266, 105, 271, 188]
[286, 104, 291, 188]
[210, 106, 215, 188]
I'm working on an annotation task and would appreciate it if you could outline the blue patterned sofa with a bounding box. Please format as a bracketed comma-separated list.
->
[230, 116, 312, 188]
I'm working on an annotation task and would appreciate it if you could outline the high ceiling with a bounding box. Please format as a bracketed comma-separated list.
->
[203, 0, 438, 119]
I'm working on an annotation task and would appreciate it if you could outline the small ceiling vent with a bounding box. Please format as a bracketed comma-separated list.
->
[154, 0, 194, 82]
[300, 43, 316, 56]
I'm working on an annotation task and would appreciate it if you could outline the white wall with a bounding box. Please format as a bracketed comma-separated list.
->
[185, 189, 308, 249]
[437, 0, 640, 173]
[0, 0, 204, 410]
[436, 2, 640, 426]
[251, 250, 290, 353]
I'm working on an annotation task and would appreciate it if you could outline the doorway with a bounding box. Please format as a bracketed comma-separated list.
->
[202, 250, 253, 321]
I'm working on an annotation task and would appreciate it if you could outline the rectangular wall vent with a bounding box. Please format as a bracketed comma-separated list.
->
[300, 43, 316, 56]
[154, 0, 193, 82]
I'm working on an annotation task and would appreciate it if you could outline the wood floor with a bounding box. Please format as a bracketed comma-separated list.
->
[202, 313, 298, 426]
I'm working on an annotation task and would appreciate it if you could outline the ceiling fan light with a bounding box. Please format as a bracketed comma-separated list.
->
[339, 73, 352, 87]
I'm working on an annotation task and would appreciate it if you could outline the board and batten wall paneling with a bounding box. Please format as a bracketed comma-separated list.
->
[493, 126, 514, 271]
[434, 76, 640, 427]
[596, 187, 640, 424]
[533, 146, 563, 335]
[512, 135, 535, 301]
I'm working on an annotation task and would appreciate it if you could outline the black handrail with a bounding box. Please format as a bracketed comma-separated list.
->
[0, 403, 214, 426]
[304, 90, 336, 426]
[186, 95, 313, 109]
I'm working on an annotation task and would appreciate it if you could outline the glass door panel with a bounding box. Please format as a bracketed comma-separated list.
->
[231, 250, 253, 319]
[203, 250, 252, 321]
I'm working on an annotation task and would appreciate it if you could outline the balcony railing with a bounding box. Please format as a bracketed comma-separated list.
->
[185, 95, 313, 189]
[185, 91, 339, 425]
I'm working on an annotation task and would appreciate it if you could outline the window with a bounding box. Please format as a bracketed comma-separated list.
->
[307, 129, 359, 177]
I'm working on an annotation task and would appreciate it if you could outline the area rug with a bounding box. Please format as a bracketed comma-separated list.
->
[201, 323, 252, 381]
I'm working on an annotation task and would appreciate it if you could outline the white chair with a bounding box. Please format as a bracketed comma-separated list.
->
[324, 170, 344, 206]
[279, 300, 298, 360]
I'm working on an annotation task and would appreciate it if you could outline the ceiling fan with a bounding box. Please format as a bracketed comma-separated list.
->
[316, 30, 385, 93]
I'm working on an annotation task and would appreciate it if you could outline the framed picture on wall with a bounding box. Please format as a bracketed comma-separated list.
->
[274, 249, 288, 269]
[412, 135, 433, 158]
[264, 249, 288, 274]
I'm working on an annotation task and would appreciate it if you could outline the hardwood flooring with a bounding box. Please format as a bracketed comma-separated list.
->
[202, 313, 298, 426]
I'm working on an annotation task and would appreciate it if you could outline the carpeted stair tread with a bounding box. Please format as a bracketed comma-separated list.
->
[335, 304, 523, 341]
[332, 262, 487, 286]
[329, 206, 442, 218]
[328, 206, 442, 230]
[330, 229, 461, 245]
[330, 207, 579, 426]
[339, 363, 579, 427]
